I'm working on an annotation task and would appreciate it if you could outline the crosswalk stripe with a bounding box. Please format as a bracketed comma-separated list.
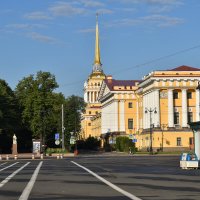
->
[71, 161, 142, 200]
[18, 161, 43, 200]
[0, 162, 19, 172]
[0, 162, 7, 167]
[0, 162, 30, 188]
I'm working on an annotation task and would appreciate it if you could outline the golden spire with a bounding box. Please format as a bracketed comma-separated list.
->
[94, 13, 101, 65]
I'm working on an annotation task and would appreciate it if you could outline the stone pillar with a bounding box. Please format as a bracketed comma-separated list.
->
[154, 89, 160, 127]
[93, 91, 95, 103]
[182, 89, 188, 127]
[12, 134, 18, 155]
[119, 100, 125, 132]
[196, 89, 200, 121]
[168, 89, 174, 127]
[88, 92, 90, 103]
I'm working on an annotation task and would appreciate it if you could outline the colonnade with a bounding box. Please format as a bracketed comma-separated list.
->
[168, 88, 199, 128]
[86, 91, 100, 103]
[144, 88, 199, 129]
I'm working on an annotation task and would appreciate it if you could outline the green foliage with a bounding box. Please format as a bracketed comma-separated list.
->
[115, 136, 137, 153]
[64, 95, 86, 142]
[0, 79, 21, 131]
[15, 71, 61, 141]
[85, 136, 100, 150]
[46, 148, 67, 154]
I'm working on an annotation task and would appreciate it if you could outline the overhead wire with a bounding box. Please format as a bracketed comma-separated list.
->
[59, 44, 200, 88]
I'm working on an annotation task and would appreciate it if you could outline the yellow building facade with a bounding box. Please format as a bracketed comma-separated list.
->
[137, 65, 200, 152]
[81, 19, 200, 152]
[98, 76, 141, 145]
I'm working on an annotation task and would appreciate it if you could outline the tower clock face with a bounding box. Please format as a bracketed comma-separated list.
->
[97, 75, 100, 78]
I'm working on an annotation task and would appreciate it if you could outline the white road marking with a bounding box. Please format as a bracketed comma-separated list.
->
[71, 161, 142, 200]
[18, 161, 43, 200]
[0, 162, 19, 172]
[0, 162, 7, 166]
[0, 162, 30, 188]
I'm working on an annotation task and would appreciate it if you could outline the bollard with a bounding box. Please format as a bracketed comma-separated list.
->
[14, 155, 17, 160]
[40, 154, 43, 159]
[32, 154, 35, 160]
[6, 155, 9, 160]
[60, 154, 63, 159]
[0, 155, 2, 160]
[56, 154, 59, 159]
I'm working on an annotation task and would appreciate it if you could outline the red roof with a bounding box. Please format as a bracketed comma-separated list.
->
[105, 79, 141, 91]
[169, 65, 200, 71]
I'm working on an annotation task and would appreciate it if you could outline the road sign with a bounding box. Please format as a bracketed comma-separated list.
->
[55, 133, 60, 140]
[129, 134, 133, 139]
[55, 140, 60, 145]
[132, 139, 137, 143]
[70, 138, 75, 144]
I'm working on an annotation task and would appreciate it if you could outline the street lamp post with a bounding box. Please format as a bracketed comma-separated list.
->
[145, 107, 157, 155]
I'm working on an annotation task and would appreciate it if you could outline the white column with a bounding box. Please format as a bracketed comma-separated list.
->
[90, 92, 92, 103]
[93, 92, 95, 103]
[119, 100, 125, 132]
[182, 89, 188, 127]
[88, 92, 90, 103]
[194, 130, 200, 160]
[136, 101, 139, 131]
[196, 89, 200, 121]
[114, 100, 119, 132]
[168, 89, 174, 127]
[154, 90, 160, 127]
[143, 95, 147, 129]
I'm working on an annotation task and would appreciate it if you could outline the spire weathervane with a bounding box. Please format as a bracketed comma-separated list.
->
[93, 13, 103, 73]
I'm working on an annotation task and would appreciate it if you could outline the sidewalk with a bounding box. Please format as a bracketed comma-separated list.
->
[0, 153, 74, 160]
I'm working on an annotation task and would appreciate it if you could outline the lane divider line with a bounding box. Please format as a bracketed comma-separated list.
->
[0, 162, 19, 172]
[18, 161, 43, 200]
[0, 162, 7, 167]
[71, 161, 142, 200]
[0, 162, 30, 188]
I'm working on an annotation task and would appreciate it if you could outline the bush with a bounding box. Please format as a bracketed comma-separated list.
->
[85, 136, 100, 150]
[46, 148, 67, 155]
[115, 136, 137, 153]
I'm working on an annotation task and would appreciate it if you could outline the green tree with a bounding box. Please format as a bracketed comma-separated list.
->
[15, 71, 59, 147]
[0, 79, 21, 153]
[64, 95, 86, 145]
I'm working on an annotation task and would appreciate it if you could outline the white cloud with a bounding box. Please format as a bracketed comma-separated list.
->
[27, 32, 58, 43]
[119, 0, 183, 5]
[141, 14, 184, 27]
[107, 14, 184, 27]
[78, 0, 105, 7]
[49, 2, 86, 16]
[107, 18, 140, 27]
[24, 12, 52, 20]
[119, 0, 183, 13]
[96, 8, 114, 14]
[78, 28, 95, 33]
[5, 24, 46, 30]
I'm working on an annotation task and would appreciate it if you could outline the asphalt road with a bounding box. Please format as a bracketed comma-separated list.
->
[0, 154, 200, 200]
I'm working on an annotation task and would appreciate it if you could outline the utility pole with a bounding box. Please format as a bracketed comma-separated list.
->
[62, 104, 65, 150]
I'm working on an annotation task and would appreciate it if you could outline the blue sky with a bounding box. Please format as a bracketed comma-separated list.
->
[0, 0, 200, 97]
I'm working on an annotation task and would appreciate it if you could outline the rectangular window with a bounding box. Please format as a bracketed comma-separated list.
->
[177, 137, 182, 146]
[173, 91, 178, 99]
[188, 112, 193, 123]
[187, 92, 192, 99]
[88, 123, 91, 126]
[128, 102, 133, 108]
[174, 112, 179, 125]
[128, 119, 133, 129]
[189, 137, 194, 145]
